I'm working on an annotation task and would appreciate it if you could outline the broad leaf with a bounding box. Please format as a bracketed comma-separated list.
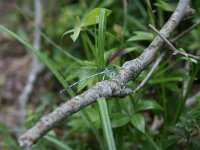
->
[69, 8, 112, 42]
[82, 8, 112, 26]
[85, 107, 101, 128]
[136, 101, 163, 112]
[131, 113, 145, 133]
[111, 113, 130, 128]
[70, 17, 81, 42]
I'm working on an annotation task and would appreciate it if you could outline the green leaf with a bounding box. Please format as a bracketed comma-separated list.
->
[180, 56, 199, 64]
[149, 77, 184, 84]
[70, 17, 81, 42]
[69, 8, 112, 42]
[125, 47, 140, 53]
[0, 123, 21, 150]
[44, 135, 73, 150]
[99, 0, 115, 7]
[136, 101, 163, 112]
[131, 113, 145, 133]
[128, 31, 154, 42]
[164, 82, 180, 92]
[81, 109, 105, 150]
[98, 98, 116, 150]
[0, 25, 74, 96]
[85, 107, 101, 128]
[111, 113, 130, 128]
[95, 11, 116, 150]
[196, 96, 200, 102]
[82, 8, 112, 27]
[154, 1, 175, 12]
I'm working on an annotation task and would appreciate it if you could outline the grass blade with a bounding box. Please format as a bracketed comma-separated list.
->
[98, 98, 116, 150]
[95, 9, 116, 150]
[0, 24, 107, 148]
[0, 25, 73, 95]
[44, 135, 73, 150]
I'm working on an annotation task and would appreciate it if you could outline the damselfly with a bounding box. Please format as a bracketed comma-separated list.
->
[60, 66, 118, 94]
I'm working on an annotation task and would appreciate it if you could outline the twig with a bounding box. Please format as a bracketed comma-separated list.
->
[183, 62, 190, 97]
[148, 24, 200, 61]
[18, 0, 44, 128]
[173, 22, 200, 98]
[123, 0, 128, 30]
[150, 116, 163, 131]
[134, 20, 199, 93]
[133, 52, 166, 93]
[186, 90, 200, 107]
[18, 0, 192, 147]
[172, 21, 200, 42]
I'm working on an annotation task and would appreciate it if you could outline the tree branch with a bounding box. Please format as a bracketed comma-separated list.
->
[18, 0, 44, 130]
[133, 52, 166, 94]
[148, 24, 200, 60]
[18, 0, 191, 147]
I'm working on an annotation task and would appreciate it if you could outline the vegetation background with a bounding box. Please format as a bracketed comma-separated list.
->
[0, 0, 200, 150]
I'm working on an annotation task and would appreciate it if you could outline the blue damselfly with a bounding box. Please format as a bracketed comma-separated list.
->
[60, 66, 118, 94]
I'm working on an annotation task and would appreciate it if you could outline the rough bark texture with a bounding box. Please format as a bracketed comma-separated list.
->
[18, 0, 191, 147]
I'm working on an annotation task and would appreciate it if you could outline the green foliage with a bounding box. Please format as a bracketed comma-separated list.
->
[131, 113, 146, 133]
[82, 8, 112, 27]
[135, 100, 163, 112]
[95, 9, 116, 150]
[44, 134, 73, 150]
[111, 113, 130, 128]
[0, 0, 200, 149]
[63, 8, 112, 42]
[0, 123, 21, 150]
[127, 31, 154, 42]
[154, 1, 175, 12]
[168, 104, 200, 150]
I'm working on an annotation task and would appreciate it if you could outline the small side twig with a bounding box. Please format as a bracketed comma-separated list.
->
[150, 115, 163, 131]
[172, 21, 200, 42]
[133, 52, 166, 93]
[134, 21, 199, 93]
[148, 24, 200, 61]
[186, 90, 200, 107]
[183, 62, 190, 97]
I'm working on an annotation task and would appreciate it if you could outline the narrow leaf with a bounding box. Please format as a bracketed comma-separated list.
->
[0, 25, 73, 95]
[149, 77, 184, 84]
[98, 98, 116, 150]
[44, 135, 73, 150]
[128, 31, 154, 42]
[154, 1, 175, 12]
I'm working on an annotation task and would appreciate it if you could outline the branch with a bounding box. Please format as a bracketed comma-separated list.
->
[172, 21, 200, 42]
[18, 0, 191, 147]
[148, 24, 200, 61]
[18, 0, 44, 128]
[186, 89, 200, 107]
[133, 20, 200, 94]
[133, 52, 166, 93]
